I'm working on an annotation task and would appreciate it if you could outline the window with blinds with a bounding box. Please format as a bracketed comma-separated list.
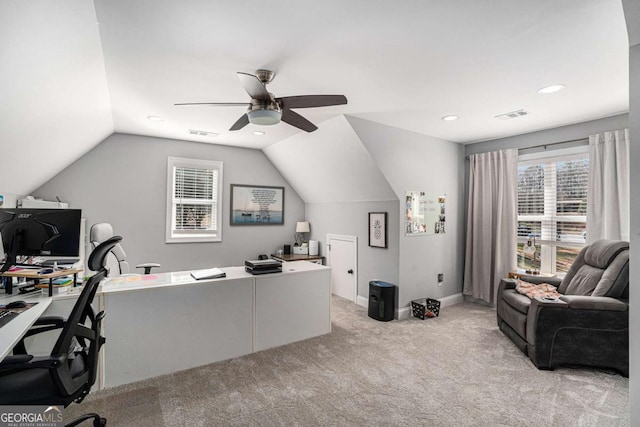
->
[166, 157, 223, 243]
[517, 151, 589, 274]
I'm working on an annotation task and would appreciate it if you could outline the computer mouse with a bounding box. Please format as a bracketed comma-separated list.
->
[6, 300, 27, 309]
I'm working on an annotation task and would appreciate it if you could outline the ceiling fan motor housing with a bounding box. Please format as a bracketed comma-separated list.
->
[247, 98, 282, 125]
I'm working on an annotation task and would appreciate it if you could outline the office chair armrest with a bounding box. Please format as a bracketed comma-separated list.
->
[0, 354, 65, 373]
[0, 354, 33, 366]
[136, 262, 161, 274]
[136, 263, 160, 268]
[12, 317, 67, 355]
[33, 316, 65, 327]
[24, 318, 66, 338]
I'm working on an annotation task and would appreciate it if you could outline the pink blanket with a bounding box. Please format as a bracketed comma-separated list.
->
[515, 279, 561, 299]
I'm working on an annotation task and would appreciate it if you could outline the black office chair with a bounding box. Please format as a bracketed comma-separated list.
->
[0, 236, 122, 426]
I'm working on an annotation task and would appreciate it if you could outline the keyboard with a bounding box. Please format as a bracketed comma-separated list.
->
[0, 310, 18, 328]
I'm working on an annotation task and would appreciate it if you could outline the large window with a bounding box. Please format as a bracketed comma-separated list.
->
[166, 157, 223, 243]
[517, 149, 589, 274]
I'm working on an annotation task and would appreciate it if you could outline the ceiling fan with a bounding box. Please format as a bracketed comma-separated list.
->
[175, 70, 347, 133]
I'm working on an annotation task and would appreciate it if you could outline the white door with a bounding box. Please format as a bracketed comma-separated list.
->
[326, 234, 357, 302]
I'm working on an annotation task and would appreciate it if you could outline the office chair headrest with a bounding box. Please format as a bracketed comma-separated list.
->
[90, 223, 114, 245]
[88, 235, 123, 272]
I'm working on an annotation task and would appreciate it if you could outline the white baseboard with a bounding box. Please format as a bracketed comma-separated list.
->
[355, 292, 464, 320]
[356, 295, 368, 308]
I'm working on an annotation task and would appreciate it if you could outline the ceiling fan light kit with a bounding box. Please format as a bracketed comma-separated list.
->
[175, 69, 347, 133]
[248, 103, 282, 125]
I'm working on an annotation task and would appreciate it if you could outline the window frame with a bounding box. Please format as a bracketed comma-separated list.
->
[165, 156, 223, 243]
[517, 147, 589, 275]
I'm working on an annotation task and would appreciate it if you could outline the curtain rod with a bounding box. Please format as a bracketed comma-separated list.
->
[517, 137, 588, 153]
[465, 137, 588, 159]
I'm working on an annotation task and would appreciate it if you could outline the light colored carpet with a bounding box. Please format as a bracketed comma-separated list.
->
[66, 297, 629, 426]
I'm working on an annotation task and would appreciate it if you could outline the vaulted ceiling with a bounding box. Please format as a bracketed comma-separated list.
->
[1, 0, 629, 196]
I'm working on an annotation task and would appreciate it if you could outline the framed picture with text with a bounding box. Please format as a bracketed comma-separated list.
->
[369, 212, 388, 248]
[230, 184, 284, 225]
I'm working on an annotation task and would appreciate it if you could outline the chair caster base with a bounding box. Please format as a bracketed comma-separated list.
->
[65, 413, 106, 427]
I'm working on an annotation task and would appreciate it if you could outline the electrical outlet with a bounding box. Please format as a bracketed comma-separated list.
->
[437, 273, 444, 286]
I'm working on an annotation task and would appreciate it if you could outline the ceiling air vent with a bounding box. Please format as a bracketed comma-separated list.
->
[188, 129, 219, 137]
[495, 109, 529, 120]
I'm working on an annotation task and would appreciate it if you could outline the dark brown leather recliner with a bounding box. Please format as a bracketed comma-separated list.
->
[496, 239, 629, 376]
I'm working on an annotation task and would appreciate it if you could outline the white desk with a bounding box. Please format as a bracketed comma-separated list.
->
[0, 292, 52, 360]
[98, 261, 331, 388]
[2, 262, 331, 389]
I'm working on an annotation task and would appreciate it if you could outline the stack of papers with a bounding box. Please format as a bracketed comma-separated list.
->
[35, 276, 73, 287]
[190, 268, 226, 280]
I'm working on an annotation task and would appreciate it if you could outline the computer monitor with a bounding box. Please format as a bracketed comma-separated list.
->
[0, 208, 82, 273]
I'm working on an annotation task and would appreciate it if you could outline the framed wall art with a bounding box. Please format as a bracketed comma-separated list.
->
[230, 184, 284, 225]
[369, 212, 388, 248]
[405, 191, 445, 235]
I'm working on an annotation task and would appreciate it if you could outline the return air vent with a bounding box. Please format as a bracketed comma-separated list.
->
[188, 129, 219, 137]
[495, 109, 529, 120]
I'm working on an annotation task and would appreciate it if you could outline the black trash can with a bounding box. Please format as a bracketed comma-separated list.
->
[368, 280, 396, 321]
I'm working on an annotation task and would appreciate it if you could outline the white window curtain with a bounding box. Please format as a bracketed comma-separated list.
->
[586, 129, 630, 243]
[464, 149, 518, 305]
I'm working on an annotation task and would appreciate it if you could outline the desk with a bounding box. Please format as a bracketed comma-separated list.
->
[271, 253, 325, 264]
[1, 268, 82, 297]
[0, 292, 52, 360]
[99, 261, 331, 388]
[2, 262, 331, 389]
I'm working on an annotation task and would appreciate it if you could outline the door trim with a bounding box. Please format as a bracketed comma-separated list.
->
[326, 234, 358, 303]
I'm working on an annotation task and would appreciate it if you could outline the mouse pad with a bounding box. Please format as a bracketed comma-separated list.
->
[0, 302, 38, 313]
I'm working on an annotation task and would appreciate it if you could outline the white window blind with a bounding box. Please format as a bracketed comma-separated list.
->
[517, 151, 589, 274]
[166, 157, 223, 243]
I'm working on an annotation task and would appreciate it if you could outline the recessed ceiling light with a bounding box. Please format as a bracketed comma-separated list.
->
[147, 115, 164, 121]
[538, 84, 566, 94]
[253, 131, 266, 136]
[441, 115, 459, 121]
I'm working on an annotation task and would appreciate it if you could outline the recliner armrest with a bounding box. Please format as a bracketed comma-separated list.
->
[531, 297, 569, 308]
[519, 275, 562, 287]
[498, 278, 517, 291]
[559, 295, 628, 311]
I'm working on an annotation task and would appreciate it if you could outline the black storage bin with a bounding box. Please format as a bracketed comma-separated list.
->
[368, 280, 396, 321]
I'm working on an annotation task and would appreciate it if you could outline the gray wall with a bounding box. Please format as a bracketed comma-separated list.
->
[347, 116, 465, 309]
[629, 41, 639, 427]
[464, 113, 628, 156]
[33, 133, 305, 272]
[306, 201, 400, 300]
[624, 0, 639, 418]
[264, 115, 400, 304]
[263, 116, 397, 203]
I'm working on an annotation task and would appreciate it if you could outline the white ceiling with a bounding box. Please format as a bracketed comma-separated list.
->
[94, 0, 629, 149]
[1, 1, 630, 196]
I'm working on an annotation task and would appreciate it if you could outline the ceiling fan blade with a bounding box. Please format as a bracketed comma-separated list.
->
[229, 113, 250, 131]
[281, 109, 318, 132]
[237, 72, 271, 102]
[174, 102, 251, 107]
[277, 95, 347, 109]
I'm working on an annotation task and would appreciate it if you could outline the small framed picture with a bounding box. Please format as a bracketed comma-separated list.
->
[369, 212, 388, 248]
